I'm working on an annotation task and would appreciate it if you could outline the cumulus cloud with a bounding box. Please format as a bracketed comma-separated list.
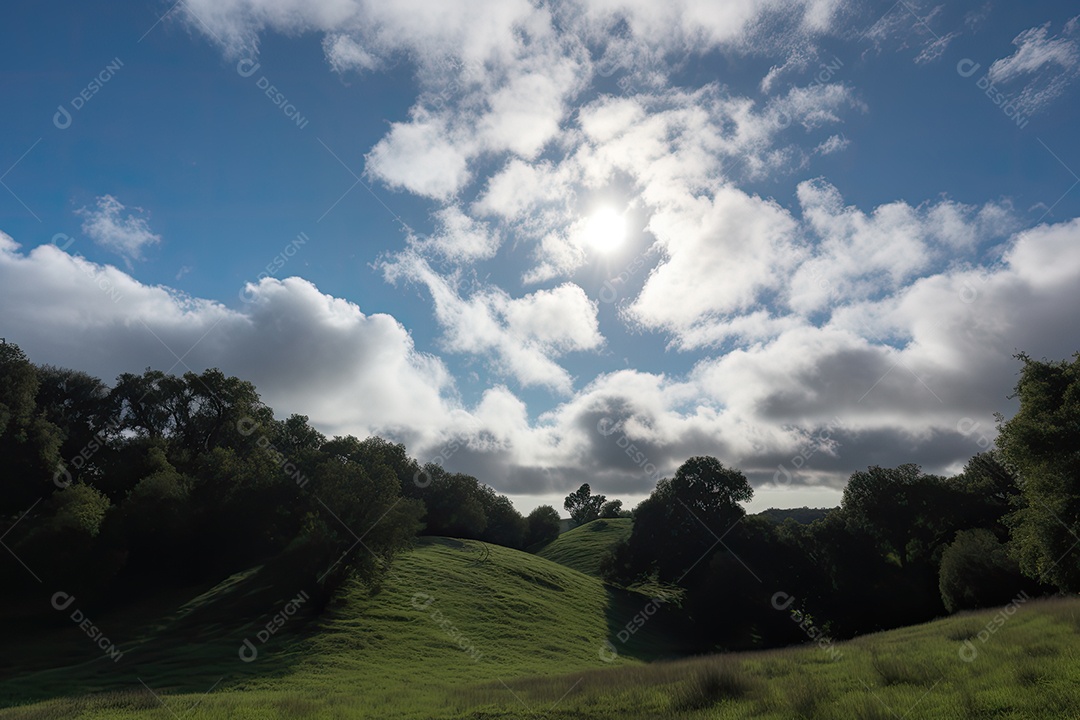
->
[0, 234, 455, 445]
[77, 195, 161, 266]
[626, 186, 801, 348]
[365, 113, 474, 200]
[81, 0, 1079, 507]
[408, 205, 501, 265]
[787, 179, 1017, 315]
[6, 210, 1080, 498]
[383, 251, 602, 393]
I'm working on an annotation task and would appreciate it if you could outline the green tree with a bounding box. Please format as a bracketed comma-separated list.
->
[938, 529, 1028, 613]
[0, 342, 63, 514]
[600, 499, 624, 518]
[297, 458, 423, 606]
[564, 483, 606, 525]
[525, 505, 561, 548]
[477, 486, 526, 548]
[50, 483, 111, 538]
[841, 464, 952, 569]
[609, 457, 752, 582]
[998, 352, 1080, 591]
[415, 465, 488, 538]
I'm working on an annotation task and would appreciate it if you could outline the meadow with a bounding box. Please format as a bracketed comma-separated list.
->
[2, 529, 1077, 719]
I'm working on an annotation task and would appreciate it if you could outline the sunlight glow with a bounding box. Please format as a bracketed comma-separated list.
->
[582, 207, 627, 253]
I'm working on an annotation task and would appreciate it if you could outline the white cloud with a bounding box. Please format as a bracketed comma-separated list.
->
[0, 235, 455, 446]
[626, 186, 801, 348]
[6, 210, 1080, 498]
[1005, 216, 1080, 286]
[409, 206, 501, 265]
[179, 0, 851, 207]
[118, 0, 1080, 505]
[914, 31, 959, 64]
[988, 20, 1080, 116]
[323, 33, 379, 73]
[814, 133, 848, 154]
[383, 252, 602, 393]
[77, 195, 161, 265]
[787, 179, 1016, 314]
[365, 113, 474, 200]
[989, 22, 1079, 83]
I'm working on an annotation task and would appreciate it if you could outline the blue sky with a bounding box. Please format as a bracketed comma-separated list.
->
[2, 0, 1079, 514]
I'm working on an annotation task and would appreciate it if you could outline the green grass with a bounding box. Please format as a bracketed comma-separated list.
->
[536, 518, 632, 577]
[3, 538, 1080, 719]
[0, 536, 680, 718]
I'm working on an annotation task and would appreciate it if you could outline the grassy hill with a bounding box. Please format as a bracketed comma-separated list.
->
[0, 536, 681, 718]
[3, 537, 1080, 719]
[484, 594, 1080, 718]
[536, 518, 633, 577]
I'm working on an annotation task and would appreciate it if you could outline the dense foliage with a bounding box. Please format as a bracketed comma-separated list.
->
[0, 342, 527, 613]
[1, 343, 1074, 656]
[596, 353, 1075, 652]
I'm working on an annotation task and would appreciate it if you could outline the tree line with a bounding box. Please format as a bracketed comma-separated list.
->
[2, 340, 1076, 656]
[576, 352, 1080, 652]
[0, 341, 559, 613]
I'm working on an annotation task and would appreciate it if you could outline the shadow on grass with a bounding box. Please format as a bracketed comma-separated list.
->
[0, 557, 327, 711]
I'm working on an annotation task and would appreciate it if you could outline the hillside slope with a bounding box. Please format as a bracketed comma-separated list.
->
[536, 518, 632, 577]
[0, 536, 680, 718]
[4, 542, 1080, 718]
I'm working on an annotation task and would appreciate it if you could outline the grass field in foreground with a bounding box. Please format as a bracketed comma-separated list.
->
[536, 518, 632, 577]
[0, 536, 680, 719]
[2, 538, 1079, 719]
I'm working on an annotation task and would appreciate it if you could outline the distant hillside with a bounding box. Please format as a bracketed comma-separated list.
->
[755, 506, 834, 525]
[537, 518, 633, 577]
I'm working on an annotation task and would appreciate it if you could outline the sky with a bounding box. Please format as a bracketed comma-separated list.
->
[2, 0, 1079, 515]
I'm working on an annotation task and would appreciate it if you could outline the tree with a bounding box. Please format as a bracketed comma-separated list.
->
[0, 342, 63, 514]
[947, 451, 1020, 539]
[841, 464, 953, 569]
[526, 505, 561, 548]
[938, 529, 1029, 613]
[600, 499, 624, 518]
[415, 465, 488, 539]
[296, 458, 423, 607]
[0, 341, 38, 436]
[998, 352, 1080, 591]
[608, 457, 752, 582]
[477, 486, 526, 548]
[564, 483, 606, 525]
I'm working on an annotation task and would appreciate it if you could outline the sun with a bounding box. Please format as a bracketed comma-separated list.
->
[582, 206, 627, 253]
